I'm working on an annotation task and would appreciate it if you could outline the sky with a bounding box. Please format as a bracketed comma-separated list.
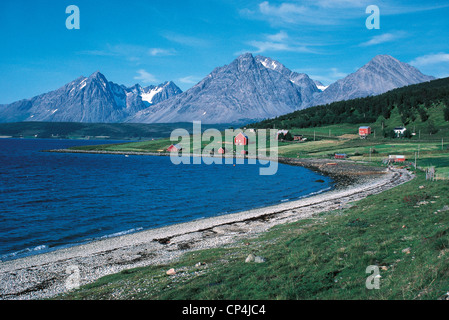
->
[0, 0, 448, 104]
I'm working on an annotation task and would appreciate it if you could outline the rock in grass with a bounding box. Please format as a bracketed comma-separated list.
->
[166, 268, 176, 275]
[402, 247, 411, 254]
[254, 256, 266, 263]
[245, 254, 255, 263]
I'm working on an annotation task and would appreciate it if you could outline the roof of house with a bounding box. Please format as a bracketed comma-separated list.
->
[235, 132, 248, 138]
[168, 144, 182, 149]
[359, 126, 371, 129]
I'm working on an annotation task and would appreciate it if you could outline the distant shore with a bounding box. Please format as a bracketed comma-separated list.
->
[0, 152, 414, 300]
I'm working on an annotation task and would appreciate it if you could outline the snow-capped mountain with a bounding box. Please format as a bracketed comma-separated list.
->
[0, 72, 182, 123]
[127, 81, 182, 106]
[128, 53, 320, 124]
[309, 55, 435, 107]
[313, 80, 328, 92]
[0, 54, 436, 124]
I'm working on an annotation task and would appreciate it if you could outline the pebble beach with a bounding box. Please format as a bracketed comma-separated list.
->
[0, 156, 414, 300]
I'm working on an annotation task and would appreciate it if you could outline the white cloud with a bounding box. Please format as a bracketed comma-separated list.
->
[242, 1, 369, 26]
[359, 32, 407, 47]
[134, 69, 158, 84]
[308, 67, 348, 85]
[179, 75, 202, 84]
[409, 53, 449, 67]
[80, 44, 177, 62]
[163, 33, 210, 47]
[267, 30, 288, 42]
[246, 31, 315, 54]
[242, 1, 449, 27]
[148, 48, 176, 56]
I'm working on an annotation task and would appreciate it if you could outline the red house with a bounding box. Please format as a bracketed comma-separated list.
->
[234, 133, 248, 146]
[241, 150, 248, 155]
[218, 147, 227, 154]
[167, 144, 182, 152]
[359, 126, 372, 138]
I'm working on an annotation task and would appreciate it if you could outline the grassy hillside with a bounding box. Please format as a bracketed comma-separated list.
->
[57, 171, 449, 300]
[250, 77, 449, 132]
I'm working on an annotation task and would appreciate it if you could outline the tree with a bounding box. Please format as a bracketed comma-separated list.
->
[444, 100, 449, 121]
[284, 131, 294, 141]
[418, 107, 429, 122]
[427, 119, 438, 135]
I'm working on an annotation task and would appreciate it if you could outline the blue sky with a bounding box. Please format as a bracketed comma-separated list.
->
[0, 0, 448, 104]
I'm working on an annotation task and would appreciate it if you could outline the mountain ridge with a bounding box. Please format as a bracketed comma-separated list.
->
[0, 54, 436, 124]
[0, 73, 182, 123]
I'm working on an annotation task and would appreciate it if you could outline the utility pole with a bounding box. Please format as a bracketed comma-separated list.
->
[415, 152, 417, 169]
[314, 130, 316, 141]
[442, 138, 444, 151]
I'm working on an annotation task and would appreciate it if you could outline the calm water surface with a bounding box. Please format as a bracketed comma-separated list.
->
[0, 138, 333, 261]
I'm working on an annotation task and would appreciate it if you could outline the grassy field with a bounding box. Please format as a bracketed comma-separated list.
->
[57, 171, 449, 300]
[71, 123, 449, 179]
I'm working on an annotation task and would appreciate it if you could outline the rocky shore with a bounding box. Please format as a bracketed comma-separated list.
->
[0, 153, 414, 300]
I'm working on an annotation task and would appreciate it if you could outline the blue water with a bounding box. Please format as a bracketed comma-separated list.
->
[0, 138, 333, 261]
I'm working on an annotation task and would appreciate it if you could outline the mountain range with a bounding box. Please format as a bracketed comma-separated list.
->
[0, 54, 436, 124]
[0, 72, 182, 123]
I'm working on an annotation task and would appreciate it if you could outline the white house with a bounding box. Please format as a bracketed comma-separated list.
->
[394, 127, 407, 136]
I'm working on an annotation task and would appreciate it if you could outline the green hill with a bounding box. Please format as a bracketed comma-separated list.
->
[250, 77, 449, 139]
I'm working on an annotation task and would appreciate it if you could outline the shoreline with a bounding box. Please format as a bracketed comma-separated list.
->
[0, 154, 414, 300]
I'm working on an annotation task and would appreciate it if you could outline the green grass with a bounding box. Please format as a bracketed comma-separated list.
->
[57, 172, 449, 300]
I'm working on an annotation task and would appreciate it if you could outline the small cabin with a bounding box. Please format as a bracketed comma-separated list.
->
[335, 153, 347, 159]
[359, 126, 371, 138]
[167, 144, 182, 152]
[294, 135, 304, 141]
[234, 133, 248, 146]
[240, 150, 248, 155]
[218, 147, 227, 154]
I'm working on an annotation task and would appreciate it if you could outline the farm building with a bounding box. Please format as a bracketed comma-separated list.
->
[167, 144, 182, 152]
[218, 147, 227, 154]
[394, 127, 407, 136]
[334, 153, 347, 159]
[240, 150, 248, 155]
[389, 155, 406, 162]
[234, 133, 249, 146]
[294, 135, 306, 141]
[277, 130, 289, 137]
[359, 126, 371, 138]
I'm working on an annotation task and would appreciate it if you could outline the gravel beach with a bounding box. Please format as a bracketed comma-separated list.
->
[0, 155, 414, 300]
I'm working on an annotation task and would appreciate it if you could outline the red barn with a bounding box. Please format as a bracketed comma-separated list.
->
[218, 147, 227, 154]
[359, 126, 372, 138]
[241, 150, 248, 155]
[167, 144, 182, 152]
[389, 155, 406, 162]
[234, 133, 248, 146]
[335, 153, 347, 159]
